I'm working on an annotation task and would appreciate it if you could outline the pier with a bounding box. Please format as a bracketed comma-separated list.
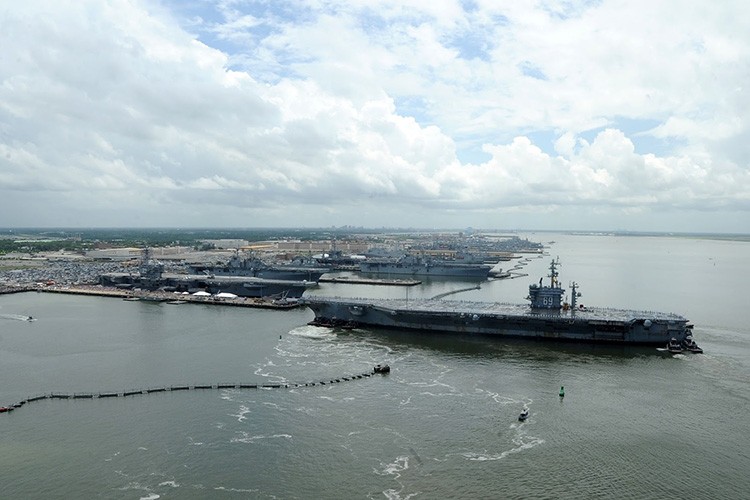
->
[0, 285, 36, 295]
[24, 285, 304, 309]
[318, 276, 421, 286]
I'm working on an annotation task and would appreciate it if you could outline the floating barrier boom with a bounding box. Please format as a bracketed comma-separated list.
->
[0, 364, 390, 414]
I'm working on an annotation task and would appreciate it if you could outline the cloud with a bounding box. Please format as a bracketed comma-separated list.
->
[0, 0, 748, 231]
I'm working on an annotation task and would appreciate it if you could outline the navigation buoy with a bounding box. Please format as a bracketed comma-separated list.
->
[559, 386, 565, 398]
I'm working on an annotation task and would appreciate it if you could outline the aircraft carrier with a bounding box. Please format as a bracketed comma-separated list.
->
[358, 254, 493, 278]
[188, 254, 328, 282]
[304, 259, 694, 345]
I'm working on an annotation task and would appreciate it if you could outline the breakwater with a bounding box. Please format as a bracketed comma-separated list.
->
[0, 285, 36, 295]
[318, 276, 421, 286]
[431, 284, 482, 299]
[0, 365, 390, 414]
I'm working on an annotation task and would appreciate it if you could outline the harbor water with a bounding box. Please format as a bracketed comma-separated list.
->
[1, 233, 749, 499]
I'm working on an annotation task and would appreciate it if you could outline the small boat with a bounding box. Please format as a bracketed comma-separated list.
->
[374, 364, 391, 374]
[518, 407, 529, 421]
[667, 338, 683, 354]
[682, 335, 703, 353]
[0, 406, 14, 413]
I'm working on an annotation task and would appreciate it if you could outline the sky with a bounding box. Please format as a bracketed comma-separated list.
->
[1, 0, 749, 232]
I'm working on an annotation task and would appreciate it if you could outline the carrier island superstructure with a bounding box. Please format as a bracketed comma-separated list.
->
[303, 259, 694, 345]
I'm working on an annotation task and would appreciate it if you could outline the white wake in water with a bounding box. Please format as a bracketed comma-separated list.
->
[374, 455, 410, 479]
[230, 431, 293, 444]
[460, 423, 545, 462]
[0, 313, 33, 321]
[375, 456, 421, 500]
[286, 325, 337, 340]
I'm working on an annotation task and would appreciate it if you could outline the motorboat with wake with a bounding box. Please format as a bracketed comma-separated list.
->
[518, 407, 529, 421]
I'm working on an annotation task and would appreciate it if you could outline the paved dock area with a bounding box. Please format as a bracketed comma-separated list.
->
[2, 285, 302, 309]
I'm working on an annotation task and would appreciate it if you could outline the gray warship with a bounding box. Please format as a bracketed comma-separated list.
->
[304, 259, 695, 345]
[358, 254, 493, 278]
[101, 271, 316, 298]
[99, 250, 316, 298]
[188, 254, 328, 282]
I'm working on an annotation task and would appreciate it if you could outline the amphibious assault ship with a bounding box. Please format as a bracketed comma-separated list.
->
[304, 259, 694, 345]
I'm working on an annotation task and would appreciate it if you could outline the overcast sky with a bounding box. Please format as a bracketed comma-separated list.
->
[1, 1, 748, 232]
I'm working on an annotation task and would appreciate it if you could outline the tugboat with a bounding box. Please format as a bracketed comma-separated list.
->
[682, 335, 703, 353]
[373, 364, 391, 374]
[518, 407, 529, 422]
[666, 337, 683, 354]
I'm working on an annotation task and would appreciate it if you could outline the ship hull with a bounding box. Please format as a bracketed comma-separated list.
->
[213, 269, 325, 281]
[100, 272, 316, 298]
[166, 275, 316, 298]
[302, 297, 692, 345]
[189, 265, 326, 282]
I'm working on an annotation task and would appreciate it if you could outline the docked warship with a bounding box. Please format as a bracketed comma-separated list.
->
[304, 259, 695, 345]
[358, 254, 493, 278]
[100, 250, 316, 298]
[188, 253, 328, 282]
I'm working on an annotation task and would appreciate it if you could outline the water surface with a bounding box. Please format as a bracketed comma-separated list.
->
[1, 233, 748, 499]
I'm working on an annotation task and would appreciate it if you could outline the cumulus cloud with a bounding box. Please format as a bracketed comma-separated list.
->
[0, 0, 748, 231]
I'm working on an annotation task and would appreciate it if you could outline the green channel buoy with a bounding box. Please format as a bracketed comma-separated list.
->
[559, 386, 565, 397]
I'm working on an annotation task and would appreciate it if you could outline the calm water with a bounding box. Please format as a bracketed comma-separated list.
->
[1, 233, 749, 499]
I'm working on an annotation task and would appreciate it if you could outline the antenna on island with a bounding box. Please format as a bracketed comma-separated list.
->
[549, 257, 561, 288]
[570, 281, 582, 312]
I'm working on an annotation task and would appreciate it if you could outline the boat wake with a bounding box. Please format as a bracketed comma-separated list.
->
[461, 424, 544, 462]
[477, 388, 531, 407]
[269, 325, 396, 382]
[0, 313, 33, 322]
[376, 455, 422, 500]
[374, 455, 410, 478]
[230, 431, 292, 444]
[252, 364, 287, 384]
[286, 325, 337, 340]
[228, 405, 251, 423]
[461, 437, 544, 461]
